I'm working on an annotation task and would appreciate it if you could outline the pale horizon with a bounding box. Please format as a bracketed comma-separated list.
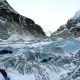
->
[7, 0, 80, 36]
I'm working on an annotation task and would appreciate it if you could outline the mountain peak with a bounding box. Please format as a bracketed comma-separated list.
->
[0, 0, 16, 13]
[0, 0, 8, 6]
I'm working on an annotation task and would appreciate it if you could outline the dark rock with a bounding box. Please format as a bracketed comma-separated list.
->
[56, 25, 65, 32]
[70, 27, 80, 37]
[66, 19, 77, 29]
[50, 12, 80, 39]
[41, 59, 48, 63]
[0, 0, 46, 40]
[41, 57, 54, 63]
[0, 69, 9, 80]
[0, 50, 12, 54]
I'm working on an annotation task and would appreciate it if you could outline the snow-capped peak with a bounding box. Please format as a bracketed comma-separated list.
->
[72, 10, 80, 19]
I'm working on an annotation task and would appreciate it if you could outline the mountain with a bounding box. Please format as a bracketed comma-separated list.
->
[50, 10, 80, 40]
[0, 0, 46, 41]
[0, 1, 80, 80]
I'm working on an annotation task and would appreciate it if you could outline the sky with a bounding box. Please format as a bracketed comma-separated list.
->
[7, 0, 80, 36]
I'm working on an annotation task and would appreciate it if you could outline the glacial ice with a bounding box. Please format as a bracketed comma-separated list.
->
[0, 38, 80, 80]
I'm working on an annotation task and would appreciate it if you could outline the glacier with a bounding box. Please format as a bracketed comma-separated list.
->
[0, 38, 80, 80]
[0, 0, 80, 80]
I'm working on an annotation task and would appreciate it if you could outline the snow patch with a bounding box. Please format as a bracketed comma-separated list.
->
[77, 23, 80, 26]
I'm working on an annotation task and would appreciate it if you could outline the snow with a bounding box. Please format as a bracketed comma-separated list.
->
[77, 23, 80, 26]
[29, 41, 53, 48]
[0, 18, 5, 24]
[8, 72, 35, 80]
[7, 34, 34, 42]
[0, 73, 4, 80]
[0, 70, 36, 80]
[1, 65, 69, 80]
[1, 65, 71, 80]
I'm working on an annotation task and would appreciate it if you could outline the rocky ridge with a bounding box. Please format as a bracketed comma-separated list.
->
[50, 10, 80, 40]
[0, 0, 46, 41]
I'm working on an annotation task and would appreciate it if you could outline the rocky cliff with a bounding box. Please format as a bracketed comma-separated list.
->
[0, 0, 46, 41]
[50, 10, 80, 40]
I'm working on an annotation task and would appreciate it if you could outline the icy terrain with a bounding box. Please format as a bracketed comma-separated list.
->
[0, 38, 80, 80]
[0, 0, 80, 80]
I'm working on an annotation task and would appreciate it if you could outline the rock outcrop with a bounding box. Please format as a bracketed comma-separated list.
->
[0, 0, 46, 41]
[50, 10, 80, 40]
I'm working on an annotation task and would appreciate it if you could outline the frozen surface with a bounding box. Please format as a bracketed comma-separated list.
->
[0, 38, 80, 80]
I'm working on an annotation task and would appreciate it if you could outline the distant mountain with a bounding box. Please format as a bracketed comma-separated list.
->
[0, 0, 46, 41]
[50, 10, 80, 40]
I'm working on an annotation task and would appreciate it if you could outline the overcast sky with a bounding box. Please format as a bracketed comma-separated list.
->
[7, 0, 80, 36]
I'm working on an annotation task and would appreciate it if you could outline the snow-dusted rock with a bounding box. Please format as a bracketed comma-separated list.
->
[51, 10, 80, 39]
[0, 0, 46, 41]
